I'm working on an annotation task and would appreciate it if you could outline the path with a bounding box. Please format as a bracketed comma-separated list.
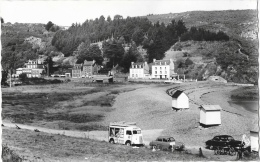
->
[2, 122, 163, 146]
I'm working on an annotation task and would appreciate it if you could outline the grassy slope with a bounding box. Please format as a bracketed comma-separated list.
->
[2, 127, 206, 161]
[1, 82, 139, 131]
[231, 86, 259, 100]
[144, 10, 257, 37]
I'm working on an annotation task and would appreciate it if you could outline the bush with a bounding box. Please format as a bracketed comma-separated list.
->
[2, 144, 22, 162]
[19, 73, 28, 82]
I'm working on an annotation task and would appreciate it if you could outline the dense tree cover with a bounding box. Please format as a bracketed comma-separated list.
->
[120, 42, 143, 72]
[1, 42, 38, 74]
[76, 44, 103, 64]
[102, 39, 125, 68]
[181, 27, 229, 41]
[51, 16, 228, 64]
[45, 21, 54, 31]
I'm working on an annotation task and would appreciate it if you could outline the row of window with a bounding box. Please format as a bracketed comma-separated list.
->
[155, 71, 167, 74]
[132, 65, 143, 68]
[155, 67, 167, 70]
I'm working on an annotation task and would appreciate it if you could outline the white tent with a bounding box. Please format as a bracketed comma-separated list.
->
[171, 90, 189, 110]
[199, 105, 222, 126]
[250, 125, 259, 152]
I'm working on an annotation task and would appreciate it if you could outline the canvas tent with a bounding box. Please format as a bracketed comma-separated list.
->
[171, 90, 189, 110]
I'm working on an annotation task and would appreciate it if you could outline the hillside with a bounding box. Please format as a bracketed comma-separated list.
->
[144, 10, 257, 39]
[1, 10, 258, 84]
[143, 10, 258, 84]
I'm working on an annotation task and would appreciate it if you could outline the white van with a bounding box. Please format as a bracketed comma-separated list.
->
[108, 121, 144, 146]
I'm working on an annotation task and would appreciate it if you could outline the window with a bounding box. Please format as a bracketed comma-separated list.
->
[133, 130, 141, 134]
[126, 130, 132, 135]
[155, 67, 157, 70]
[110, 128, 115, 136]
[165, 67, 166, 69]
[169, 137, 175, 142]
[115, 128, 120, 137]
[160, 71, 162, 74]
[157, 138, 162, 142]
[155, 71, 157, 74]
[163, 138, 167, 142]
[132, 74, 134, 77]
[160, 67, 162, 70]
[165, 71, 167, 74]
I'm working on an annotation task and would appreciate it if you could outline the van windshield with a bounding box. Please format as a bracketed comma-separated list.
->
[133, 130, 141, 134]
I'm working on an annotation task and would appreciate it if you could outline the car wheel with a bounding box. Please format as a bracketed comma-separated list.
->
[126, 142, 131, 146]
[209, 145, 213, 150]
[229, 147, 236, 156]
[109, 139, 115, 144]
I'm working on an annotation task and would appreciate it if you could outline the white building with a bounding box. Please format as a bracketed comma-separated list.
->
[129, 62, 149, 79]
[250, 125, 259, 152]
[199, 105, 222, 126]
[15, 59, 45, 78]
[151, 58, 176, 79]
[171, 90, 189, 110]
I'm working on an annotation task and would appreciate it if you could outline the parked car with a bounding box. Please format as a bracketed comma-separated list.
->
[205, 135, 241, 150]
[149, 136, 185, 151]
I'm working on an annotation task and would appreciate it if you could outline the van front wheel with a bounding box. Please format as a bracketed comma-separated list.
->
[109, 139, 115, 144]
[126, 141, 131, 146]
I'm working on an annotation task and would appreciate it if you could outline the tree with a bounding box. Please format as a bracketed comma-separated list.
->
[77, 44, 103, 64]
[1, 70, 8, 85]
[45, 21, 54, 31]
[103, 40, 124, 68]
[1, 17, 4, 23]
[107, 16, 112, 22]
[132, 28, 144, 46]
[43, 56, 54, 76]
[120, 42, 142, 72]
[19, 73, 28, 82]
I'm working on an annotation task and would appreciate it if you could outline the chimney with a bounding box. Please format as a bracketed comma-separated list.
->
[153, 59, 156, 63]
[145, 61, 147, 65]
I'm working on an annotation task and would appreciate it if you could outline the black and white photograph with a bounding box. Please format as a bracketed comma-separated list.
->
[0, 0, 259, 161]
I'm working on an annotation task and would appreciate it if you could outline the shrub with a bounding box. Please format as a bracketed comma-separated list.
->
[19, 73, 28, 82]
[2, 144, 22, 162]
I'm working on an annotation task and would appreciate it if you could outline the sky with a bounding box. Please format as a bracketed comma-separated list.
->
[0, 0, 257, 26]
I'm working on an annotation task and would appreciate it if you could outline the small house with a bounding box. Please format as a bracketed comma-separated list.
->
[199, 105, 222, 126]
[171, 90, 189, 110]
[250, 125, 259, 152]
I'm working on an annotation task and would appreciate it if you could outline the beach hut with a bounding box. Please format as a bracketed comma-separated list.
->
[250, 125, 259, 152]
[199, 105, 222, 126]
[171, 90, 189, 110]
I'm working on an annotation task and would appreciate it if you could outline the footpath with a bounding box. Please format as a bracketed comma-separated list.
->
[2, 122, 163, 146]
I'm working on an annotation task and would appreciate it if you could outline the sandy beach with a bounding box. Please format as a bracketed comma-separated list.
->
[102, 81, 258, 147]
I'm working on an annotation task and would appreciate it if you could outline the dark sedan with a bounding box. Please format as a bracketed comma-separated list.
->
[205, 135, 241, 149]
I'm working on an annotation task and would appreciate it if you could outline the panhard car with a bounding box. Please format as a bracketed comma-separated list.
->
[205, 135, 241, 150]
[149, 136, 185, 151]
